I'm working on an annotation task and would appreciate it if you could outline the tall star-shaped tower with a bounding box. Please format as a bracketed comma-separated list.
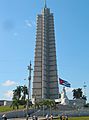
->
[32, 1, 59, 100]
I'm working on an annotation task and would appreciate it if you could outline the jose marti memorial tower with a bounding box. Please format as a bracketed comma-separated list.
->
[32, 0, 59, 100]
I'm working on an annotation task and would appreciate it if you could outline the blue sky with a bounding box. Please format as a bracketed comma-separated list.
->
[0, 0, 89, 102]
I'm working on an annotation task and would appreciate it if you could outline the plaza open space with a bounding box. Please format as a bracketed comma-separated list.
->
[8, 116, 89, 120]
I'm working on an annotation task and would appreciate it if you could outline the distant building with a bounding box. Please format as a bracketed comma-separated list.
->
[32, 1, 59, 100]
[0, 100, 12, 106]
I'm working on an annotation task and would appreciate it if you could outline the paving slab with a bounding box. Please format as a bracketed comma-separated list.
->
[9, 117, 45, 120]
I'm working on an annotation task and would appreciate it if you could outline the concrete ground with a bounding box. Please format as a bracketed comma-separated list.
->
[9, 118, 31, 120]
[9, 117, 45, 120]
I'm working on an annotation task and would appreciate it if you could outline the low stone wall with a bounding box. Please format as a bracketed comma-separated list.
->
[0, 109, 35, 120]
[69, 99, 86, 107]
[0, 108, 89, 119]
[34, 108, 89, 117]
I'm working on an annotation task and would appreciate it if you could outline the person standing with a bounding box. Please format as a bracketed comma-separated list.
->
[50, 114, 53, 120]
[65, 115, 68, 120]
[46, 114, 49, 120]
[62, 115, 65, 120]
[60, 115, 62, 120]
[2, 114, 7, 120]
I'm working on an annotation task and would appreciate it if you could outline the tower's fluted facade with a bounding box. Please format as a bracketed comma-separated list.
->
[32, 5, 59, 100]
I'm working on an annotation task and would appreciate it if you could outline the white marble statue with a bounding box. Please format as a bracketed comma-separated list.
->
[61, 87, 69, 105]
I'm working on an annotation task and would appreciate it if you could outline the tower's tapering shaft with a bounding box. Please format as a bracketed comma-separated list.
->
[32, 4, 59, 100]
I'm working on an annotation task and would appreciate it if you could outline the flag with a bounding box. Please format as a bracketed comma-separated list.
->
[59, 78, 71, 87]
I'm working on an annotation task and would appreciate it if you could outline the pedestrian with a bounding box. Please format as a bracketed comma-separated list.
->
[60, 115, 62, 120]
[62, 115, 65, 120]
[32, 115, 36, 120]
[2, 114, 7, 120]
[65, 115, 68, 120]
[46, 114, 49, 120]
[50, 114, 53, 120]
[35, 116, 38, 120]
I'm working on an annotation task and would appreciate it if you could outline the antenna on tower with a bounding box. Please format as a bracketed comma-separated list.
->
[44, 0, 47, 8]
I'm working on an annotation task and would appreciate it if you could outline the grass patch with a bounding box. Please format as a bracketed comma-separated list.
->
[0, 105, 25, 112]
[69, 116, 89, 120]
[55, 116, 89, 120]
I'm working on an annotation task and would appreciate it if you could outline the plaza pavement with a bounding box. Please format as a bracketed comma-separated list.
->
[9, 117, 45, 120]
[9, 118, 31, 120]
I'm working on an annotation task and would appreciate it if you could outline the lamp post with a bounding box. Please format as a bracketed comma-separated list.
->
[26, 61, 33, 120]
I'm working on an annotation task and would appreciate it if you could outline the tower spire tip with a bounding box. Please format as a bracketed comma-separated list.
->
[44, 0, 47, 8]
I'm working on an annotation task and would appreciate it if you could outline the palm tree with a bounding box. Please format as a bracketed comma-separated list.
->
[22, 85, 28, 100]
[13, 86, 22, 100]
[72, 89, 76, 99]
[16, 86, 22, 100]
[12, 85, 30, 108]
[40, 99, 55, 115]
[34, 101, 40, 109]
[77, 88, 82, 98]
[72, 88, 83, 99]
[11, 90, 17, 109]
[11, 98, 19, 109]
[12, 86, 22, 109]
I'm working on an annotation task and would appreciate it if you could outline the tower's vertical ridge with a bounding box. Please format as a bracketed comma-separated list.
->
[32, 5, 59, 100]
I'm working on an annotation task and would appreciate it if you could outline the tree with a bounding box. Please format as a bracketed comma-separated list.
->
[11, 86, 22, 109]
[12, 85, 28, 109]
[82, 95, 87, 100]
[84, 103, 89, 107]
[41, 99, 55, 115]
[72, 88, 83, 99]
[11, 98, 19, 109]
[22, 85, 28, 100]
[34, 99, 55, 109]
[13, 86, 22, 100]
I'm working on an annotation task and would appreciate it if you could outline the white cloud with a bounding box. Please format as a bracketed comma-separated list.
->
[65, 87, 74, 100]
[2, 80, 16, 86]
[25, 20, 32, 27]
[65, 87, 73, 92]
[4, 90, 13, 99]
